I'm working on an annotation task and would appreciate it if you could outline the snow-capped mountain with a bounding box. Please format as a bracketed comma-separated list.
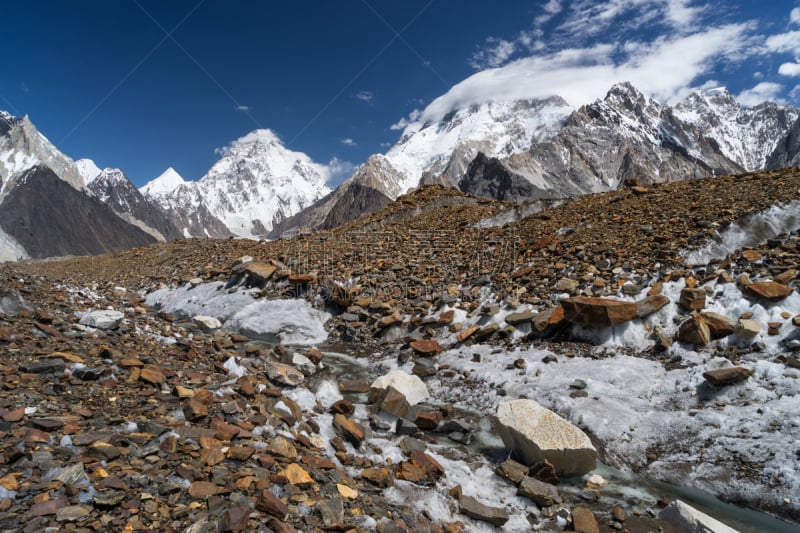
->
[141, 129, 332, 239]
[269, 154, 400, 237]
[482, 82, 747, 198]
[385, 96, 574, 194]
[0, 112, 84, 203]
[485, 82, 799, 198]
[0, 111, 165, 259]
[674, 87, 799, 171]
[87, 168, 182, 241]
[140, 167, 187, 197]
[279, 82, 799, 233]
[75, 158, 102, 184]
[768, 115, 800, 169]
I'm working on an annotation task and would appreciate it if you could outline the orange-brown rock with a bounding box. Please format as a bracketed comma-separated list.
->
[561, 297, 638, 327]
[410, 339, 443, 356]
[679, 287, 706, 310]
[744, 281, 794, 302]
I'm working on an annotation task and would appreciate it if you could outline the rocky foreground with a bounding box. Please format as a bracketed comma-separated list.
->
[3, 168, 800, 532]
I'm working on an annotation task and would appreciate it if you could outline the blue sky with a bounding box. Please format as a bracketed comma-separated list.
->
[2, 1, 800, 188]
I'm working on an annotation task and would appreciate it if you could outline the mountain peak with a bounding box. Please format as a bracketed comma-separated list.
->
[235, 129, 282, 145]
[603, 82, 651, 107]
[214, 129, 284, 159]
[75, 158, 102, 184]
[140, 167, 187, 197]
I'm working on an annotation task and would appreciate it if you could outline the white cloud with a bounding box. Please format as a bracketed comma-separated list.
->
[341, 138, 356, 147]
[400, 23, 752, 130]
[535, 0, 563, 25]
[765, 30, 800, 53]
[556, 0, 660, 39]
[394, 1, 796, 134]
[736, 81, 784, 106]
[326, 157, 356, 183]
[779, 62, 800, 77]
[390, 108, 422, 130]
[469, 38, 517, 70]
[354, 91, 373, 103]
[792, 7, 800, 25]
[234, 105, 251, 111]
[666, 0, 705, 32]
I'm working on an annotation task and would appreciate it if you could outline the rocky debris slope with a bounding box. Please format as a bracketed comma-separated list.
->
[11, 167, 800, 530]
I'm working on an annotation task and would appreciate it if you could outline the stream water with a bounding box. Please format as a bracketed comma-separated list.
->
[313, 344, 800, 532]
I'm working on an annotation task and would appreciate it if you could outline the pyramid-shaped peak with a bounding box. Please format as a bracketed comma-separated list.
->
[140, 167, 187, 196]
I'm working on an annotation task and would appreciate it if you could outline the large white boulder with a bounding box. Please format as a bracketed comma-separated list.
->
[369, 370, 429, 405]
[658, 500, 740, 533]
[193, 315, 222, 331]
[496, 399, 597, 476]
[79, 310, 124, 330]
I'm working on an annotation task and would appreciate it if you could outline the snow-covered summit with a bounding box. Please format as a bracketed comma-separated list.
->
[142, 129, 332, 239]
[674, 87, 800, 170]
[383, 96, 574, 195]
[197, 129, 332, 238]
[75, 158, 102, 184]
[140, 167, 187, 197]
[0, 113, 85, 203]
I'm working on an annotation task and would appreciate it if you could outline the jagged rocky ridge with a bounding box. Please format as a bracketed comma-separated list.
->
[281, 83, 800, 233]
[86, 168, 182, 241]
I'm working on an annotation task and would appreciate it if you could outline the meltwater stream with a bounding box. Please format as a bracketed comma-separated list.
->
[317, 345, 800, 532]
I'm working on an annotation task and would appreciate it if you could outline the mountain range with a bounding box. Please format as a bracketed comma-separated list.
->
[2, 81, 800, 260]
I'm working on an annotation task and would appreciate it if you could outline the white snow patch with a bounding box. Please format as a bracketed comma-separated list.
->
[74, 158, 102, 184]
[433, 342, 800, 517]
[145, 282, 259, 322]
[684, 200, 800, 266]
[225, 299, 330, 345]
[315, 380, 344, 409]
[0, 227, 29, 262]
[223, 356, 247, 379]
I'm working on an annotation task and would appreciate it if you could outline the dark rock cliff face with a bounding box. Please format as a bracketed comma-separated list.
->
[87, 170, 183, 241]
[0, 112, 21, 136]
[767, 116, 800, 169]
[321, 183, 392, 230]
[0, 166, 156, 258]
[460, 153, 543, 202]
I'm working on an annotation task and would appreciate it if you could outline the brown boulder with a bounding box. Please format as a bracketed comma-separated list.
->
[333, 414, 365, 447]
[676, 315, 711, 346]
[410, 339, 443, 356]
[256, 489, 288, 519]
[703, 367, 752, 386]
[679, 288, 706, 310]
[561, 297, 638, 328]
[361, 467, 394, 488]
[532, 306, 566, 333]
[744, 281, 794, 302]
[572, 506, 600, 533]
[700, 312, 737, 339]
[244, 262, 277, 283]
[635, 294, 670, 318]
